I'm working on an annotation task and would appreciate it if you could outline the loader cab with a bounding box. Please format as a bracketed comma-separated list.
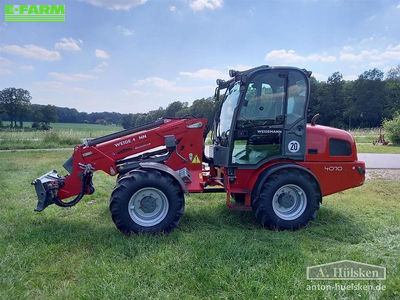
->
[212, 66, 311, 168]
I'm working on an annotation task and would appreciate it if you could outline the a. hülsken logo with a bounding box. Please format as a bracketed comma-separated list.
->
[5, 4, 65, 22]
[307, 260, 386, 280]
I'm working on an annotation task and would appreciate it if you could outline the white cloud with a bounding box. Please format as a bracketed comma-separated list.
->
[95, 49, 110, 59]
[397, 3, 400, 8]
[360, 36, 374, 44]
[342, 46, 354, 52]
[33, 81, 65, 89]
[343, 75, 357, 81]
[135, 77, 212, 92]
[369, 61, 384, 67]
[49, 72, 97, 82]
[339, 51, 367, 62]
[123, 89, 148, 96]
[307, 54, 336, 62]
[135, 77, 189, 92]
[265, 49, 305, 63]
[0, 56, 12, 66]
[265, 49, 336, 63]
[19, 65, 34, 71]
[227, 65, 253, 71]
[170, 6, 176, 12]
[190, 0, 223, 11]
[55, 38, 82, 51]
[312, 73, 327, 81]
[0, 68, 12, 75]
[79, 0, 147, 11]
[179, 68, 227, 80]
[0, 44, 61, 61]
[33, 81, 95, 95]
[116, 25, 134, 36]
[339, 44, 400, 62]
[92, 61, 109, 73]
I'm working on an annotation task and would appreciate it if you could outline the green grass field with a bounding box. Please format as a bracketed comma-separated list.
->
[356, 144, 400, 154]
[1, 124, 400, 153]
[351, 128, 400, 153]
[0, 122, 122, 150]
[349, 128, 380, 144]
[0, 151, 399, 299]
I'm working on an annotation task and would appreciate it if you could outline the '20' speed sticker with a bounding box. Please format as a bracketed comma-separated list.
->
[288, 140, 300, 153]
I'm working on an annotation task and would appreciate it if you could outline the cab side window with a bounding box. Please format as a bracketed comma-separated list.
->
[286, 72, 307, 126]
[239, 72, 285, 124]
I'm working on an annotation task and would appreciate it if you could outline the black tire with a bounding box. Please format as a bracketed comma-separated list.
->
[231, 193, 245, 204]
[110, 169, 185, 235]
[252, 169, 320, 230]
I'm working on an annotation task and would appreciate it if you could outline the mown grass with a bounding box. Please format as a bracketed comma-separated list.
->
[0, 151, 399, 299]
[0, 123, 122, 150]
[356, 144, 400, 154]
[349, 128, 380, 144]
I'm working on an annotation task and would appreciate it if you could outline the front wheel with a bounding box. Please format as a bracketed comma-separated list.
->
[110, 169, 185, 235]
[252, 169, 320, 230]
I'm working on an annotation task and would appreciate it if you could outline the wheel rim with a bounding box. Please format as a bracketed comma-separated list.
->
[272, 184, 307, 221]
[128, 187, 169, 227]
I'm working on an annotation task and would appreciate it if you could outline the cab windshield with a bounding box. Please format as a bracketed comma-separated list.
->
[217, 82, 240, 137]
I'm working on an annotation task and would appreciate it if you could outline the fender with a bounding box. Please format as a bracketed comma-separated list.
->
[139, 162, 190, 196]
[253, 163, 322, 202]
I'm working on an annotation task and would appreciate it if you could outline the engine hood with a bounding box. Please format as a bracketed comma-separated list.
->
[305, 124, 358, 162]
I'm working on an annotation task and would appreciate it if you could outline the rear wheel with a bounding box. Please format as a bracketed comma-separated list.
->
[252, 169, 320, 230]
[110, 169, 185, 235]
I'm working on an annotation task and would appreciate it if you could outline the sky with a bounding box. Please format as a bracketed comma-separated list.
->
[0, 0, 400, 113]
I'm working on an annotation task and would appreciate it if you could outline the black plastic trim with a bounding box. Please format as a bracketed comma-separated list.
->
[254, 163, 322, 201]
[139, 162, 189, 196]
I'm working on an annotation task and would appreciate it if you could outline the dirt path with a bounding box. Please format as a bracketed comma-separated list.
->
[366, 169, 400, 181]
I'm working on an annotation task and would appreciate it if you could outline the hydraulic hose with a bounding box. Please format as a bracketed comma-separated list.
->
[54, 173, 93, 207]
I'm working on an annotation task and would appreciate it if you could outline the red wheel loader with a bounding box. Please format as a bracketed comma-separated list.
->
[32, 66, 365, 234]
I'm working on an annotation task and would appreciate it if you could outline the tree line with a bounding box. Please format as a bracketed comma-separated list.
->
[1, 65, 400, 130]
[309, 66, 400, 128]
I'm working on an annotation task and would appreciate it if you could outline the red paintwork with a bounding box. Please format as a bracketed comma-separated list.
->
[58, 118, 207, 199]
[226, 124, 365, 208]
[58, 118, 365, 211]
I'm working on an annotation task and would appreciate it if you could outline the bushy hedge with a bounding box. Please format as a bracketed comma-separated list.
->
[383, 112, 400, 144]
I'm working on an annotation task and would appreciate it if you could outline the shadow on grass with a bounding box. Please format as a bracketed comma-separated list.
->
[3, 200, 369, 257]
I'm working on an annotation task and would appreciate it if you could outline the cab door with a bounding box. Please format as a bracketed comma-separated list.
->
[231, 69, 308, 166]
[282, 70, 308, 161]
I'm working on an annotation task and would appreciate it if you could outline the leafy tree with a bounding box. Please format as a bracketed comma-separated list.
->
[189, 97, 217, 126]
[359, 68, 384, 81]
[348, 71, 386, 127]
[0, 88, 31, 127]
[121, 114, 134, 129]
[385, 77, 400, 117]
[165, 101, 187, 117]
[41, 105, 58, 124]
[31, 105, 57, 129]
[386, 65, 400, 80]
